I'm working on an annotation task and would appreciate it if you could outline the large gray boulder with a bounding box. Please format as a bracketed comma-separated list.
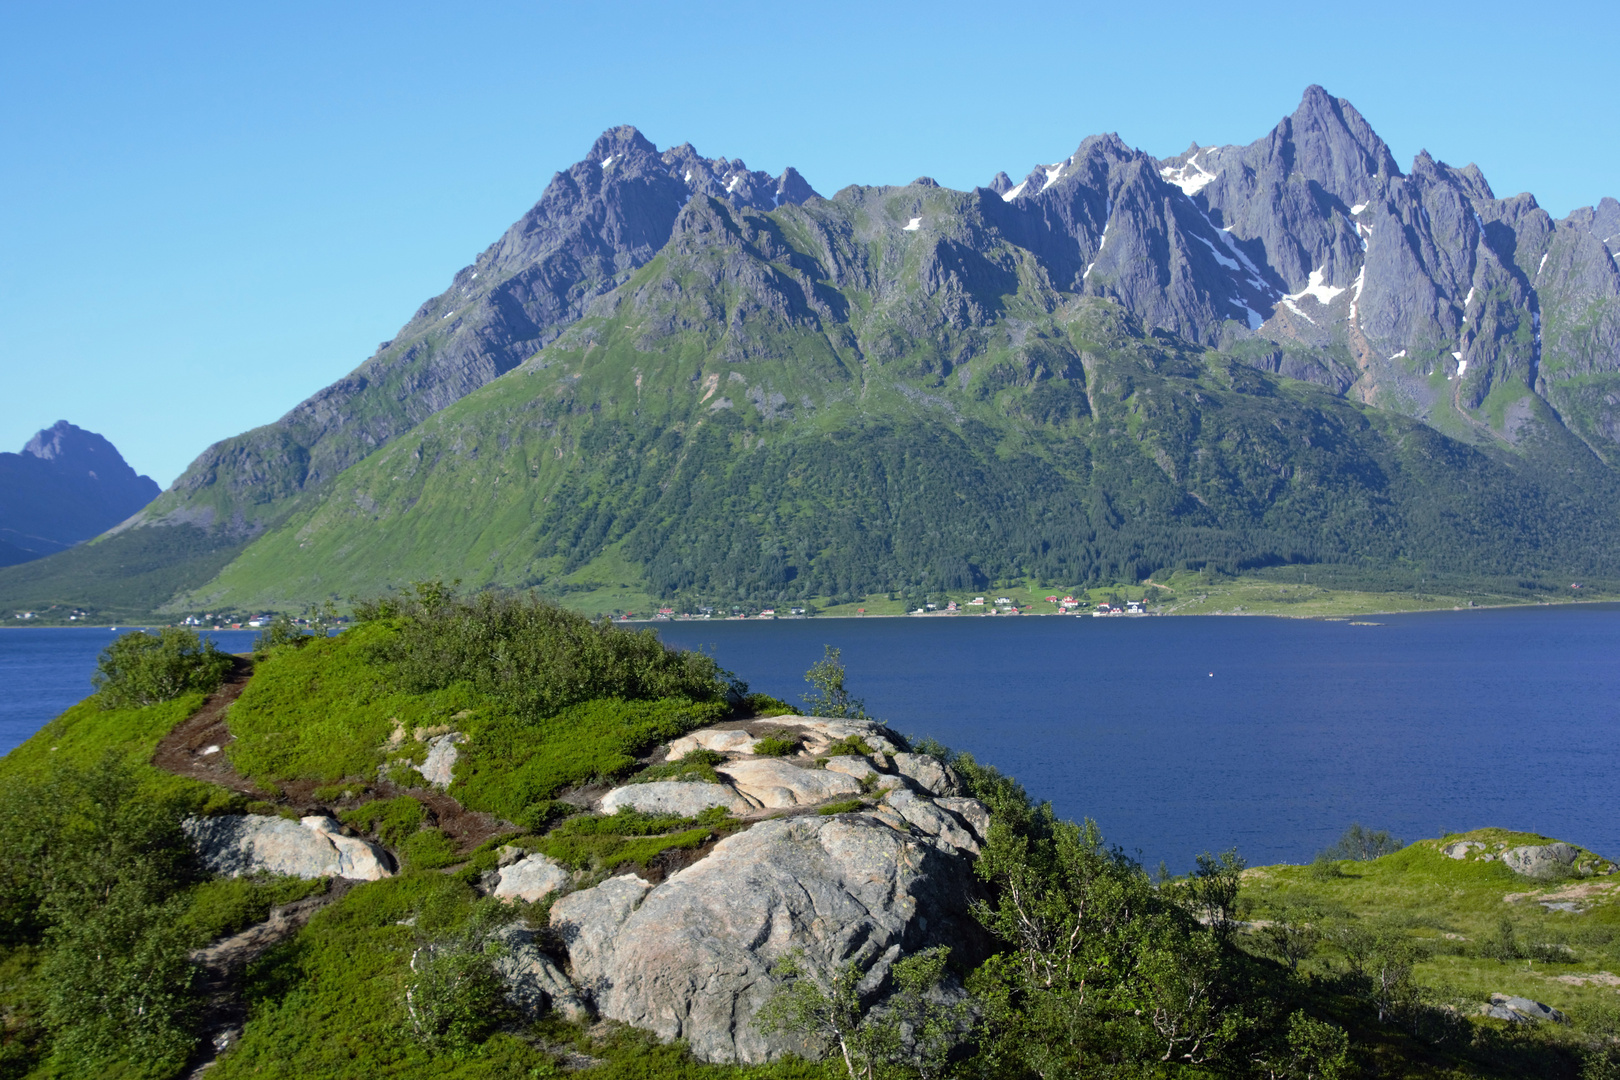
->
[714, 758, 862, 808]
[882, 789, 980, 854]
[1502, 843, 1579, 879]
[549, 813, 987, 1063]
[183, 815, 393, 881]
[492, 923, 590, 1022]
[1484, 994, 1567, 1024]
[890, 753, 961, 796]
[599, 781, 756, 816]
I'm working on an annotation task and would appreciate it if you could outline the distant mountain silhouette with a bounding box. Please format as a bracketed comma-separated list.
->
[0, 421, 160, 567]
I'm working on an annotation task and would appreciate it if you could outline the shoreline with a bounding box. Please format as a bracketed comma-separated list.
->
[5, 595, 1616, 631]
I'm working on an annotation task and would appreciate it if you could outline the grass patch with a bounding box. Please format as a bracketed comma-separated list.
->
[340, 795, 426, 848]
[451, 697, 730, 829]
[1240, 828, 1620, 1033]
[817, 798, 867, 816]
[181, 876, 330, 944]
[226, 621, 490, 785]
[527, 806, 735, 874]
[400, 828, 461, 871]
[822, 735, 874, 757]
[632, 749, 725, 785]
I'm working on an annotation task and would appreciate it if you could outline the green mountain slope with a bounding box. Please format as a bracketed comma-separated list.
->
[181, 190, 1620, 613]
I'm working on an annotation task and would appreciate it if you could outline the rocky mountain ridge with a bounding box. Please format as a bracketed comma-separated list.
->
[7, 86, 1620, 614]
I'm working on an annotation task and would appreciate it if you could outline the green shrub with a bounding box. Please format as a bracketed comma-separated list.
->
[340, 796, 426, 848]
[742, 692, 799, 718]
[818, 799, 866, 816]
[92, 628, 232, 710]
[401, 829, 462, 872]
[823, 735, 873, 757]
[1319, 822, 1404, 861]
[357, 584, 737, 721]
[252, 615, 308, 658]
[802, 646, 867, 719]
[632, 749, 725, 785]
[751, 735, 800, 757]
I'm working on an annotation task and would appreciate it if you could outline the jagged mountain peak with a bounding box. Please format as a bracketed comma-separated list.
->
[586, 124, 659, 164]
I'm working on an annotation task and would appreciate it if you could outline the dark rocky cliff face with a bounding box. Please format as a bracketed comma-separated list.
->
[0, 422, 160, 565]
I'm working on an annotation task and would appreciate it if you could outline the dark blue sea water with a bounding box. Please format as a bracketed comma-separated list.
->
[5, 609, 1618, 870]
[0, 626, 261, 753]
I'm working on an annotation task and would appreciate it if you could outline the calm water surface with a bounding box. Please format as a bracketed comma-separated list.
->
[4, 609, 1617, 870]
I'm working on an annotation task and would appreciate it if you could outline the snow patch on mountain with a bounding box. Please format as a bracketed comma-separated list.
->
[1284, 268, 1345, 307]
[1161, 150, 1219, 196]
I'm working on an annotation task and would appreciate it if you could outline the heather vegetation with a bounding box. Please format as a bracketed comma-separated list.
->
[4, 594, 1620, 1079]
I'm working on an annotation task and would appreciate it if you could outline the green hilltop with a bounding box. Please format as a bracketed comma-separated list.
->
[5, 604, 1620, 1078]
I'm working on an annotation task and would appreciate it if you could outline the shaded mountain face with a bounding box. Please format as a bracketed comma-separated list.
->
[8, 90, 1620, 614]
[0, 422, 160, 566]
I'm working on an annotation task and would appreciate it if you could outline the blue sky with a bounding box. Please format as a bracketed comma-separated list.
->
[3, 0, 1616, 485]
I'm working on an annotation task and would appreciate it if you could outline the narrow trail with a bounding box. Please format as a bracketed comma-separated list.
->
[182, 881, 354, 1078]
[150, 653, 517, 1073]
[152, 655, 263, 797]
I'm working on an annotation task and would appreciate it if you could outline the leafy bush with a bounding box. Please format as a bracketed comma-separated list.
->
[358, 583, 737, 721]
[751, 734, 800, 757]
[340, 796, 426, 848]
[1319, 822, 1404, 861]
[632, 749, 725, 785]
[0, 757, 204, 1074]
[252, 614, 309, 658]
[817, 798, 866, 816]
[802, 646, 867, 719]
[92, 628, 232, 710]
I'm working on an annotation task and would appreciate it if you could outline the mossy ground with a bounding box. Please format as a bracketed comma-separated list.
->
[1239, 829, 1620, 1028]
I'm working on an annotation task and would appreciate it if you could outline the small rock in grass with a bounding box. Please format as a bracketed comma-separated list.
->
[494, 853, 569, 903]
[1486, 994, 1566, 1023]
[420, 732, 465, 788]
[664, 729, 757, 758]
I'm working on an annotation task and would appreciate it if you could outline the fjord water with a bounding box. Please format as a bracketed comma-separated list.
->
[656, 606, 1620, 870]
[0, 628, 260, 760]
[4, 610, 1617, 870]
